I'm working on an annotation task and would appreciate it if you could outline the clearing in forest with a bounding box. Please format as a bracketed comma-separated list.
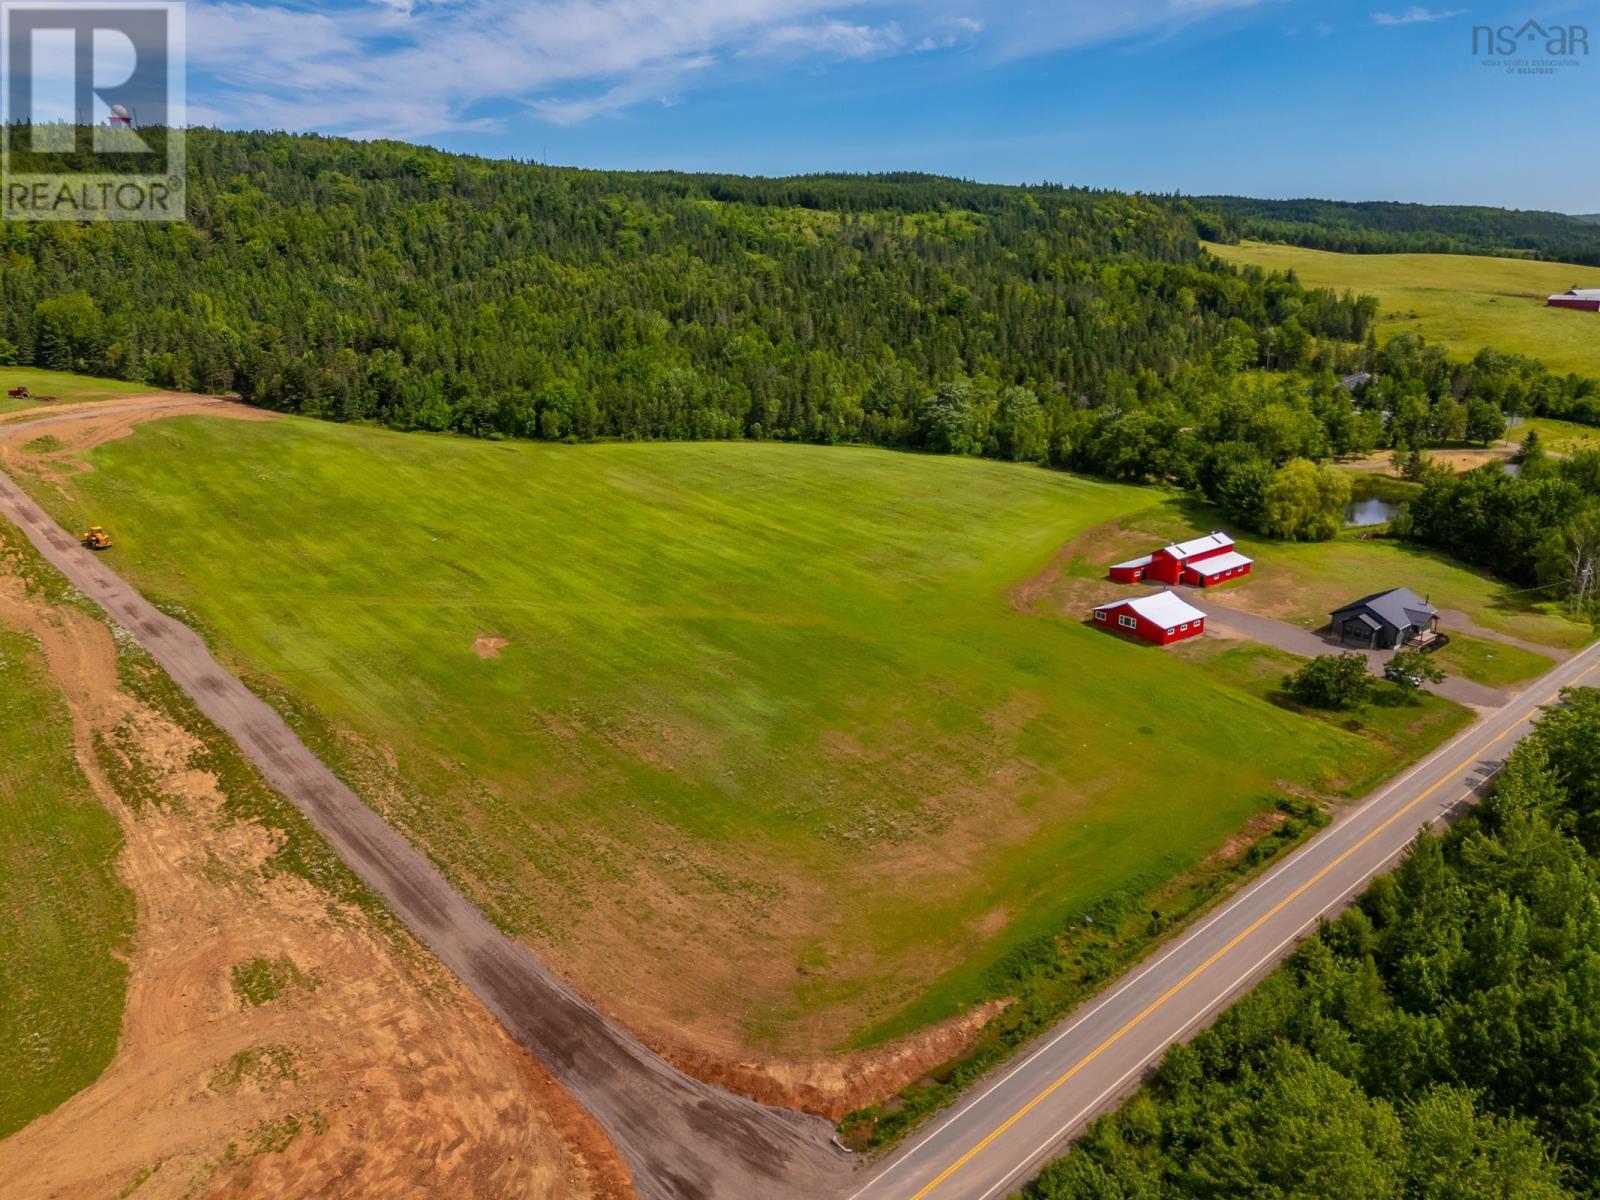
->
[1206, 240, 1600, 378]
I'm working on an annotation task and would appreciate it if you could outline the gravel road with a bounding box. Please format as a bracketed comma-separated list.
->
[0, 398, 851, 1200]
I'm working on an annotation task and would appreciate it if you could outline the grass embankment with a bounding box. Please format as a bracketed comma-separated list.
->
[0, 625, 132, 1137]
[0, 368, 144, 415]
[1206, 240, 1600, 378]
[12, 413, 1481, 1059]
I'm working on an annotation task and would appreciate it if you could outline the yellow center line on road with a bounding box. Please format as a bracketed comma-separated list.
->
[906, 666, 1597, 1200]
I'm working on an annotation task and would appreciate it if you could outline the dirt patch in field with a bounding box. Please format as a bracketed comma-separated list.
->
[1336, 445, 1515, 474]
[1207, 809, 1289, 866]
[1009, 518, 1156, 619]
[0, 562, 630, 1200]
[472, 633, 509, 659]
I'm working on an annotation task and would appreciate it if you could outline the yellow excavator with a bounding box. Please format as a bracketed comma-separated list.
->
[81, 526, 112, 550]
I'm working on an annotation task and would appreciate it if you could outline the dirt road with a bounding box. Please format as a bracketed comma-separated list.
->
[0, 398, 851, 1200]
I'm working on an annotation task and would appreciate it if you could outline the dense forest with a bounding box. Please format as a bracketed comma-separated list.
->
[1, 129, 1372, 446]
[1192, 195, 1600, 265]
[1028, 691, 1600, 1200]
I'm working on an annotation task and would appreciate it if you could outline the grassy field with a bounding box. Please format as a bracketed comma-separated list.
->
[10, 413, 1489, 1055]
[1206, 240, 1600, 378]
[1513, 415, 1600, 456]
[0, 368, 146, 415]
[0, 624, 132, 1137]
[1431, 632, 1554, 688]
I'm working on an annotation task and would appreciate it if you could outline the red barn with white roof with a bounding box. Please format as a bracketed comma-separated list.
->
[1092, 590, 1207, 645]
[1108, 531, 1252, 587]
[1547, 288, 1600, 312]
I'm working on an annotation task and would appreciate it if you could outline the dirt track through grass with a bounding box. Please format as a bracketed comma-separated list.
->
[0, 399, 850, 1200]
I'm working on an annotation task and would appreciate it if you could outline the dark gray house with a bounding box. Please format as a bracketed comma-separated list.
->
[1329, 588, 1439, 650]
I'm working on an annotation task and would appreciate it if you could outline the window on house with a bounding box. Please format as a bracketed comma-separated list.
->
[1094, 610, 1106, 621]
[1179, 622, 1188, 630]
[1119, 614, 1137, 629]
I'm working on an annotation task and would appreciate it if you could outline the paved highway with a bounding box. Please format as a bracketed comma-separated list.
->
[850, 638, 1600, 1200]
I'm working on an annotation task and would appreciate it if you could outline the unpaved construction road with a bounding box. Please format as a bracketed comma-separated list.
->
[0, 398, 851, 1200]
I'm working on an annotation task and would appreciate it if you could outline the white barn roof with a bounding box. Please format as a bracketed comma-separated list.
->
[1159, 531, 1233, 561]
[1095, 590, 1206, 628]
[1110, 553, 1154, 570]
[1550, 288, 1600, 300]
[1188, 550, 1253, 575]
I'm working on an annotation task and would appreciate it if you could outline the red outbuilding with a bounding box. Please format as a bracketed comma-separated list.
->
[1109, 531, 1253, 588]
[1107, 553, 1153, 584]
[1181, 550, 1253, 586]
[1092, 590, 1207, 645]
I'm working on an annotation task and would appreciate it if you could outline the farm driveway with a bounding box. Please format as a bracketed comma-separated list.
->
[1174, 588, 1509, 709]
[0, 398, 851, 1200]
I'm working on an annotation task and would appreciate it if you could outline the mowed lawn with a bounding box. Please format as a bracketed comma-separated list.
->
[1206, 240, 1600, 377]
[0, 368, 143, 415]
[43, 417, 1459, 1053]
[0, 625, 132, 1136]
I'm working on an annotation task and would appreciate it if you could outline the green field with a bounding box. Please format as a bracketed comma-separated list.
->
[23, 415, 1480, 1053]
[1430, 632, 1554, 688]
[0, 623, 132, 1137]
[0, 368, 144, 415]
[1514, 415, 1600, 456]
[1206, 240, 1600, 378]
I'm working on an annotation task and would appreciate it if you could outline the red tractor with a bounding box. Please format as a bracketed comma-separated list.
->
[7, 386, 30, 400]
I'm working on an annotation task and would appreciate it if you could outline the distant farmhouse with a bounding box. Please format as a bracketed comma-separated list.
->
[1546, 287, 1600, 313]
[1108, 531, 1253, 588]
[1093, 590, 1207, 646]
[1329, 588, 1440, 650]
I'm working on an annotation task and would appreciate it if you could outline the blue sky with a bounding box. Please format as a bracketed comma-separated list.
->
[182, 0, 1600, 210]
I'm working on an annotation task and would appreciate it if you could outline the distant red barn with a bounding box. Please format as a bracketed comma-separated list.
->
[1547, 287, 1600, 312]
[1092, 590, 1207, 645]
[1108, 531, 1253, 588]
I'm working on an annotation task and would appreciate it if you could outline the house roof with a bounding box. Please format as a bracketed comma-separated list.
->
[1096, 590, 1207, 629]
[1189, 550, 1253, 576]
[1330, 587, 1437, 631]
[1159, 531, 1233, 561]
[1551, 288, 1600, 300]
[1340, 371, 1373, 391]
[1110, 553, 1154, 570]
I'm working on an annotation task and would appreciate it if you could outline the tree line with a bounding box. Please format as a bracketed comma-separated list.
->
[1028, 690, 1600, 1200]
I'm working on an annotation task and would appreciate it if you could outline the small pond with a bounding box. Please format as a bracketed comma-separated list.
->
[1345, 496, 1400, 527]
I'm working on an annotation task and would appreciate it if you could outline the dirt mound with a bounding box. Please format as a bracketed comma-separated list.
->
[649, 1001, 1009, 1121]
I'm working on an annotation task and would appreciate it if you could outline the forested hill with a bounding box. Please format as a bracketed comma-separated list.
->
[1191, 195, 1600, 265]
[0, 129, 1370, 442]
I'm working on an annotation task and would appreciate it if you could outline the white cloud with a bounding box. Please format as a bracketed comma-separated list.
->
[1371, 6, 1464, 25]
[179, 0, 1273, 138]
